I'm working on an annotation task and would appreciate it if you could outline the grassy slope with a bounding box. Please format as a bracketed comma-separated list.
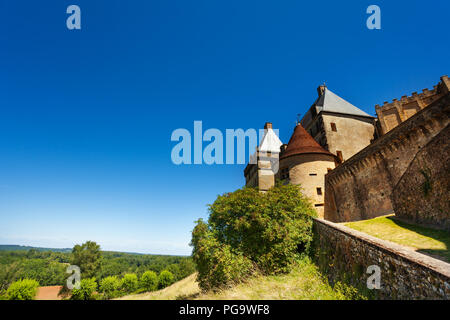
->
[117, 273, 199, 300]
[118, 258, 361, 300]
[344, 215, 450, 262]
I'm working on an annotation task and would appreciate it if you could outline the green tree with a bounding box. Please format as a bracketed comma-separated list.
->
[121, 273, 138, 293]
[191, 184, 316, 290]
[139, 271, 158, 292]
[6, 279, 39, 300]
[0, 262, 21, 292]
[71, 241, 102, 279]
[158, 270, 174, 289]
[71, 278, 97, 300]
[177, 258, 196, 280]
[99, 276, 121, 299]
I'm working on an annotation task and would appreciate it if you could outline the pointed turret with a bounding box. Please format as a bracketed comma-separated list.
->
[280, 123, 334, 160]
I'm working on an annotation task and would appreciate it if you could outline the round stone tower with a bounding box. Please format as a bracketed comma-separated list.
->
[279, 123, 337, 217]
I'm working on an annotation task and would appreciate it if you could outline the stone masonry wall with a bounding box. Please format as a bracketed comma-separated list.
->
[312, 218, 450, 299]
[324, 93, 450, 223]
[392, 124, 450, 231]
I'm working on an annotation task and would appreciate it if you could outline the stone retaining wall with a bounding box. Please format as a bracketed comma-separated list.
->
[313, 218, 450, 299]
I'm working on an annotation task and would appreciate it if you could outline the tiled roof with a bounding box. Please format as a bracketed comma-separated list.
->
[280, 123, 334, 159]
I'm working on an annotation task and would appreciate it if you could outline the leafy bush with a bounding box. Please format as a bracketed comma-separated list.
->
[191, 184, 316, 290]
[158, 270, 174, 289]
[121, 273, 138, 293]
[71, 278, 97, 300]
[99, 276, 121, 299]
[139, 271, 158, 292]
[5, 278, 39, 300]
[191, 220, 254, 291]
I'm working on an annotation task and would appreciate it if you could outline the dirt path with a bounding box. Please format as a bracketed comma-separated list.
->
[36, 286, 63, 300]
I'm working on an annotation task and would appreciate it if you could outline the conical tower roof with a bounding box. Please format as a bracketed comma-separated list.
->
[280, 123, 334, 159]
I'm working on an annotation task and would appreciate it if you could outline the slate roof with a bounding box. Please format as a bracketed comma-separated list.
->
[301, 87, 373, 127]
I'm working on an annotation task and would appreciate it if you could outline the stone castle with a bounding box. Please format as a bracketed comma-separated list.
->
[244, 75, 449, 230]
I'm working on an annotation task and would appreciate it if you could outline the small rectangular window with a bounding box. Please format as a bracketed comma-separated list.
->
[336, 150, 343, 162]
[316, 187, 322, 195]
[331, 122, 337, 132]
[314, 203, 324, 207]
[309, 173, 317, 176]
[280, 167, 289, 180]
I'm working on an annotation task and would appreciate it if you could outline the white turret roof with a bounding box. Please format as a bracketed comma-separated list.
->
[258, 127, 283, 153]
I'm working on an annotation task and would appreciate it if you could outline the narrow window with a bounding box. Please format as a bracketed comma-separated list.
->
[314, 203, 324, 207]
[316, 187, 322, 195]
[336, 150, 343, 162]
[280, 167, 289, 180]
[331, 122, 337, 132]
[309, 173, 317, 176]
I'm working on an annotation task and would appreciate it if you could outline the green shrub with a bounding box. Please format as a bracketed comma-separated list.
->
[139, 271, 158, 292]
[191, 184, 316, 291]
[5, 278, 39, 300]
[71, 278, 97, 300]
[191, 220, 254, 291]
[99, 276, 121, 299]
[121, 273, 138, 293]
[158, 270, 174, 289]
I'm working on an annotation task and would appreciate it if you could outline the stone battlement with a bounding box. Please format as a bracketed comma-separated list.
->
[375, 75, 449, 135]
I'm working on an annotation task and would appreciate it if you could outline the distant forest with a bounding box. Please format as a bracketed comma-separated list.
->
[0, 244, 195, 291]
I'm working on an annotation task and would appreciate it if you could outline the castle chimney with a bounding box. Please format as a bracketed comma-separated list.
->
[317, 84, 327, 97]
[264, 122, 273, 129]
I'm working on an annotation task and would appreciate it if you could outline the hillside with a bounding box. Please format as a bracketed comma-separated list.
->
[0, 245, 71, 253]
[118, 258, 365, 300]
[0, 243, 195, 291]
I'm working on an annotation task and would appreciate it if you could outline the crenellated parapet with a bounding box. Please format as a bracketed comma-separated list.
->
[375, 75, 449, 135]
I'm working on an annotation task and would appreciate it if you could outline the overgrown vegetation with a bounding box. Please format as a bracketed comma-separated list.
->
[119, 256, 367, 300]
[191, 184, 317, 291]
[420, 167, 432, 197]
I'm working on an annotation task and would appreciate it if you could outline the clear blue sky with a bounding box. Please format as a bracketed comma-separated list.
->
[1, 1, 448, 255]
